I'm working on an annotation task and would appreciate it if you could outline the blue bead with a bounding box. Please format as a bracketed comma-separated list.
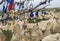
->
[30, 12, 34, 17]
[42, 10, 46, 14]
[22, 5, 24, 8]
[15, 16, 18, 20]
[35, 11, 38, 16]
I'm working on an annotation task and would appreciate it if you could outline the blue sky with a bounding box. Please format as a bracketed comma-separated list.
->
[0, 0, 60, 11]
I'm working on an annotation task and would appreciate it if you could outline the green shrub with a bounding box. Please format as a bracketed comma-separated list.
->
[1, 29, 13, 41]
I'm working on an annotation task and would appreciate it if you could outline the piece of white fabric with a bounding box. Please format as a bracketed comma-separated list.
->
[15, 4, 19, 11]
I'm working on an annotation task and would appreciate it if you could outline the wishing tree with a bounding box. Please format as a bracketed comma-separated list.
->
[0, 0, 52, 19]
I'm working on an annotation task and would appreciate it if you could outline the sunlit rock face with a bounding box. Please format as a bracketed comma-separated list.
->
[42, 33, 60, 41]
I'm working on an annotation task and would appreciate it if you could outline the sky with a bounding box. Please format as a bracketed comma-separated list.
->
[0, 0, 60, 11]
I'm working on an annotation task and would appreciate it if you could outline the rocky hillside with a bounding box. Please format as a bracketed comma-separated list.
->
[0, 8, 60, 41]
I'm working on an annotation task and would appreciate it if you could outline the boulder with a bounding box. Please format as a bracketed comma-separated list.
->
[42, 33, 60, 41]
